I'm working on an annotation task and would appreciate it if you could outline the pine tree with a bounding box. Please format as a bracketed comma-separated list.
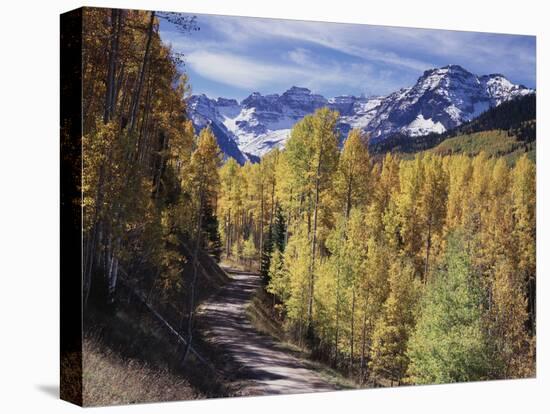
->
[260, 234, 274, 283]
[201, 201, 222, 261]
[261, 204, 287, 283]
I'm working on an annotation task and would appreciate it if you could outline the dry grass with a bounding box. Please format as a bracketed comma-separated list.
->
[82, 335, 202, 407]
[60, 350, 82, 405]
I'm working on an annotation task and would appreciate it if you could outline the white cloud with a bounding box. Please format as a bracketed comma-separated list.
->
[206, 17, 433, 72]
[201, 15, 534, 85]
[185, 50, 378, 94]
[186, 51, 284, 90]
[160, 13, 535, 97]
[287, 48, 312, 66]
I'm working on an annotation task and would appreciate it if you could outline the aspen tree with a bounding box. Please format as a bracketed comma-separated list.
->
[407, 232, 490, 384]
[511, 155, 536, 332]
[369, 259, 420, 384]
[181, 127, 221, 363]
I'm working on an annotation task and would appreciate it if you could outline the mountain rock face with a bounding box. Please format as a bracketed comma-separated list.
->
[187, 65, 534, 162]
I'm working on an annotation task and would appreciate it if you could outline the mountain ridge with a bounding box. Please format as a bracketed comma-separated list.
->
[187, 65, 534, 163]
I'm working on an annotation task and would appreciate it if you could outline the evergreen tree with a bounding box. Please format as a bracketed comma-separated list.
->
[201, 201, 222, 261]
[260, 206, 287, 283]
[267, 248, 290, 316]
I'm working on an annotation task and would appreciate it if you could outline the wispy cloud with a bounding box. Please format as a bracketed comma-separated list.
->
[185, 49, 380, 95]
[205, 16, 434, 72]
[159, 13, 535, 99]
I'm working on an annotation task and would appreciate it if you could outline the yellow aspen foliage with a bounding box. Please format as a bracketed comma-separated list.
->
[488, 259, 533, 378]
[511, 155, 536, 284]
[445, 155, 472, 230]
[369, 260, 421, 383]
[335, 129, 371, 216]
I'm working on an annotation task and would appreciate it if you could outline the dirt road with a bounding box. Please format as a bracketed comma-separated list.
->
[198, 270, 337, 396]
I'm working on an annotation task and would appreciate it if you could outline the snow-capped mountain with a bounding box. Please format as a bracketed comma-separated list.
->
[187, 65, 534, 162]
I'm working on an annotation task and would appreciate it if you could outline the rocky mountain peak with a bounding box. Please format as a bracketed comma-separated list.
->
[187, 65, 534, 161]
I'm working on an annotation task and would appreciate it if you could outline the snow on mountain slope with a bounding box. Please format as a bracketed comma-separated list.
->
[187, 65, 534, 162]
[405, 114, 446, 137]
[480, 73, 533, 105]
[187, 95, 248, 164]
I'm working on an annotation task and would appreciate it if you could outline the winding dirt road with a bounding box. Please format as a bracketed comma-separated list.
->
[198, 270, 337, 396]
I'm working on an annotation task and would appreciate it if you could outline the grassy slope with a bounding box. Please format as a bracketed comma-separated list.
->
[82, 335, 201, 407]
[82, 277, 232, 405]
[411, 129, 536, 165]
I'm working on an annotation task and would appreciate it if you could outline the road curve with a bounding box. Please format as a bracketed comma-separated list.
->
[197, 270, 336, 396]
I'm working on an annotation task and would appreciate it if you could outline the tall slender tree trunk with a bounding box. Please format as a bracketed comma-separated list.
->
[350, 287, 356, 374]
[114, 61, 126, 118]
[270, 180, 276, 231]
[226, 210, 231, 257]
[103, 9, 119, 123]
[285, 190, 293, 246]
[346, 175, 353, 219]
[360, 302, 368, 384]
[129, 11, 155, 133]
[308, 152, 323, 332]
[154, 131, 166, 200]
[137, 73, 154, 165]
[334, 266, 341, 365]
[259, 182, 264, 267]
[108, 237, 121, 302]
[182, 183, 205, 364]
[424, 215, 432, 283]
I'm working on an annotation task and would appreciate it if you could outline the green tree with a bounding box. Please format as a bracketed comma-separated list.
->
[261, 204, 286, 283]
[407, 232, 490, 384]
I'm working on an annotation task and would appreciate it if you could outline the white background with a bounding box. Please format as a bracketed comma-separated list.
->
[0, 0, 547, 412]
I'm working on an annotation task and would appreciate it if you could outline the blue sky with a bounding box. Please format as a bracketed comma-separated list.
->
[158, 13, 536, 101]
